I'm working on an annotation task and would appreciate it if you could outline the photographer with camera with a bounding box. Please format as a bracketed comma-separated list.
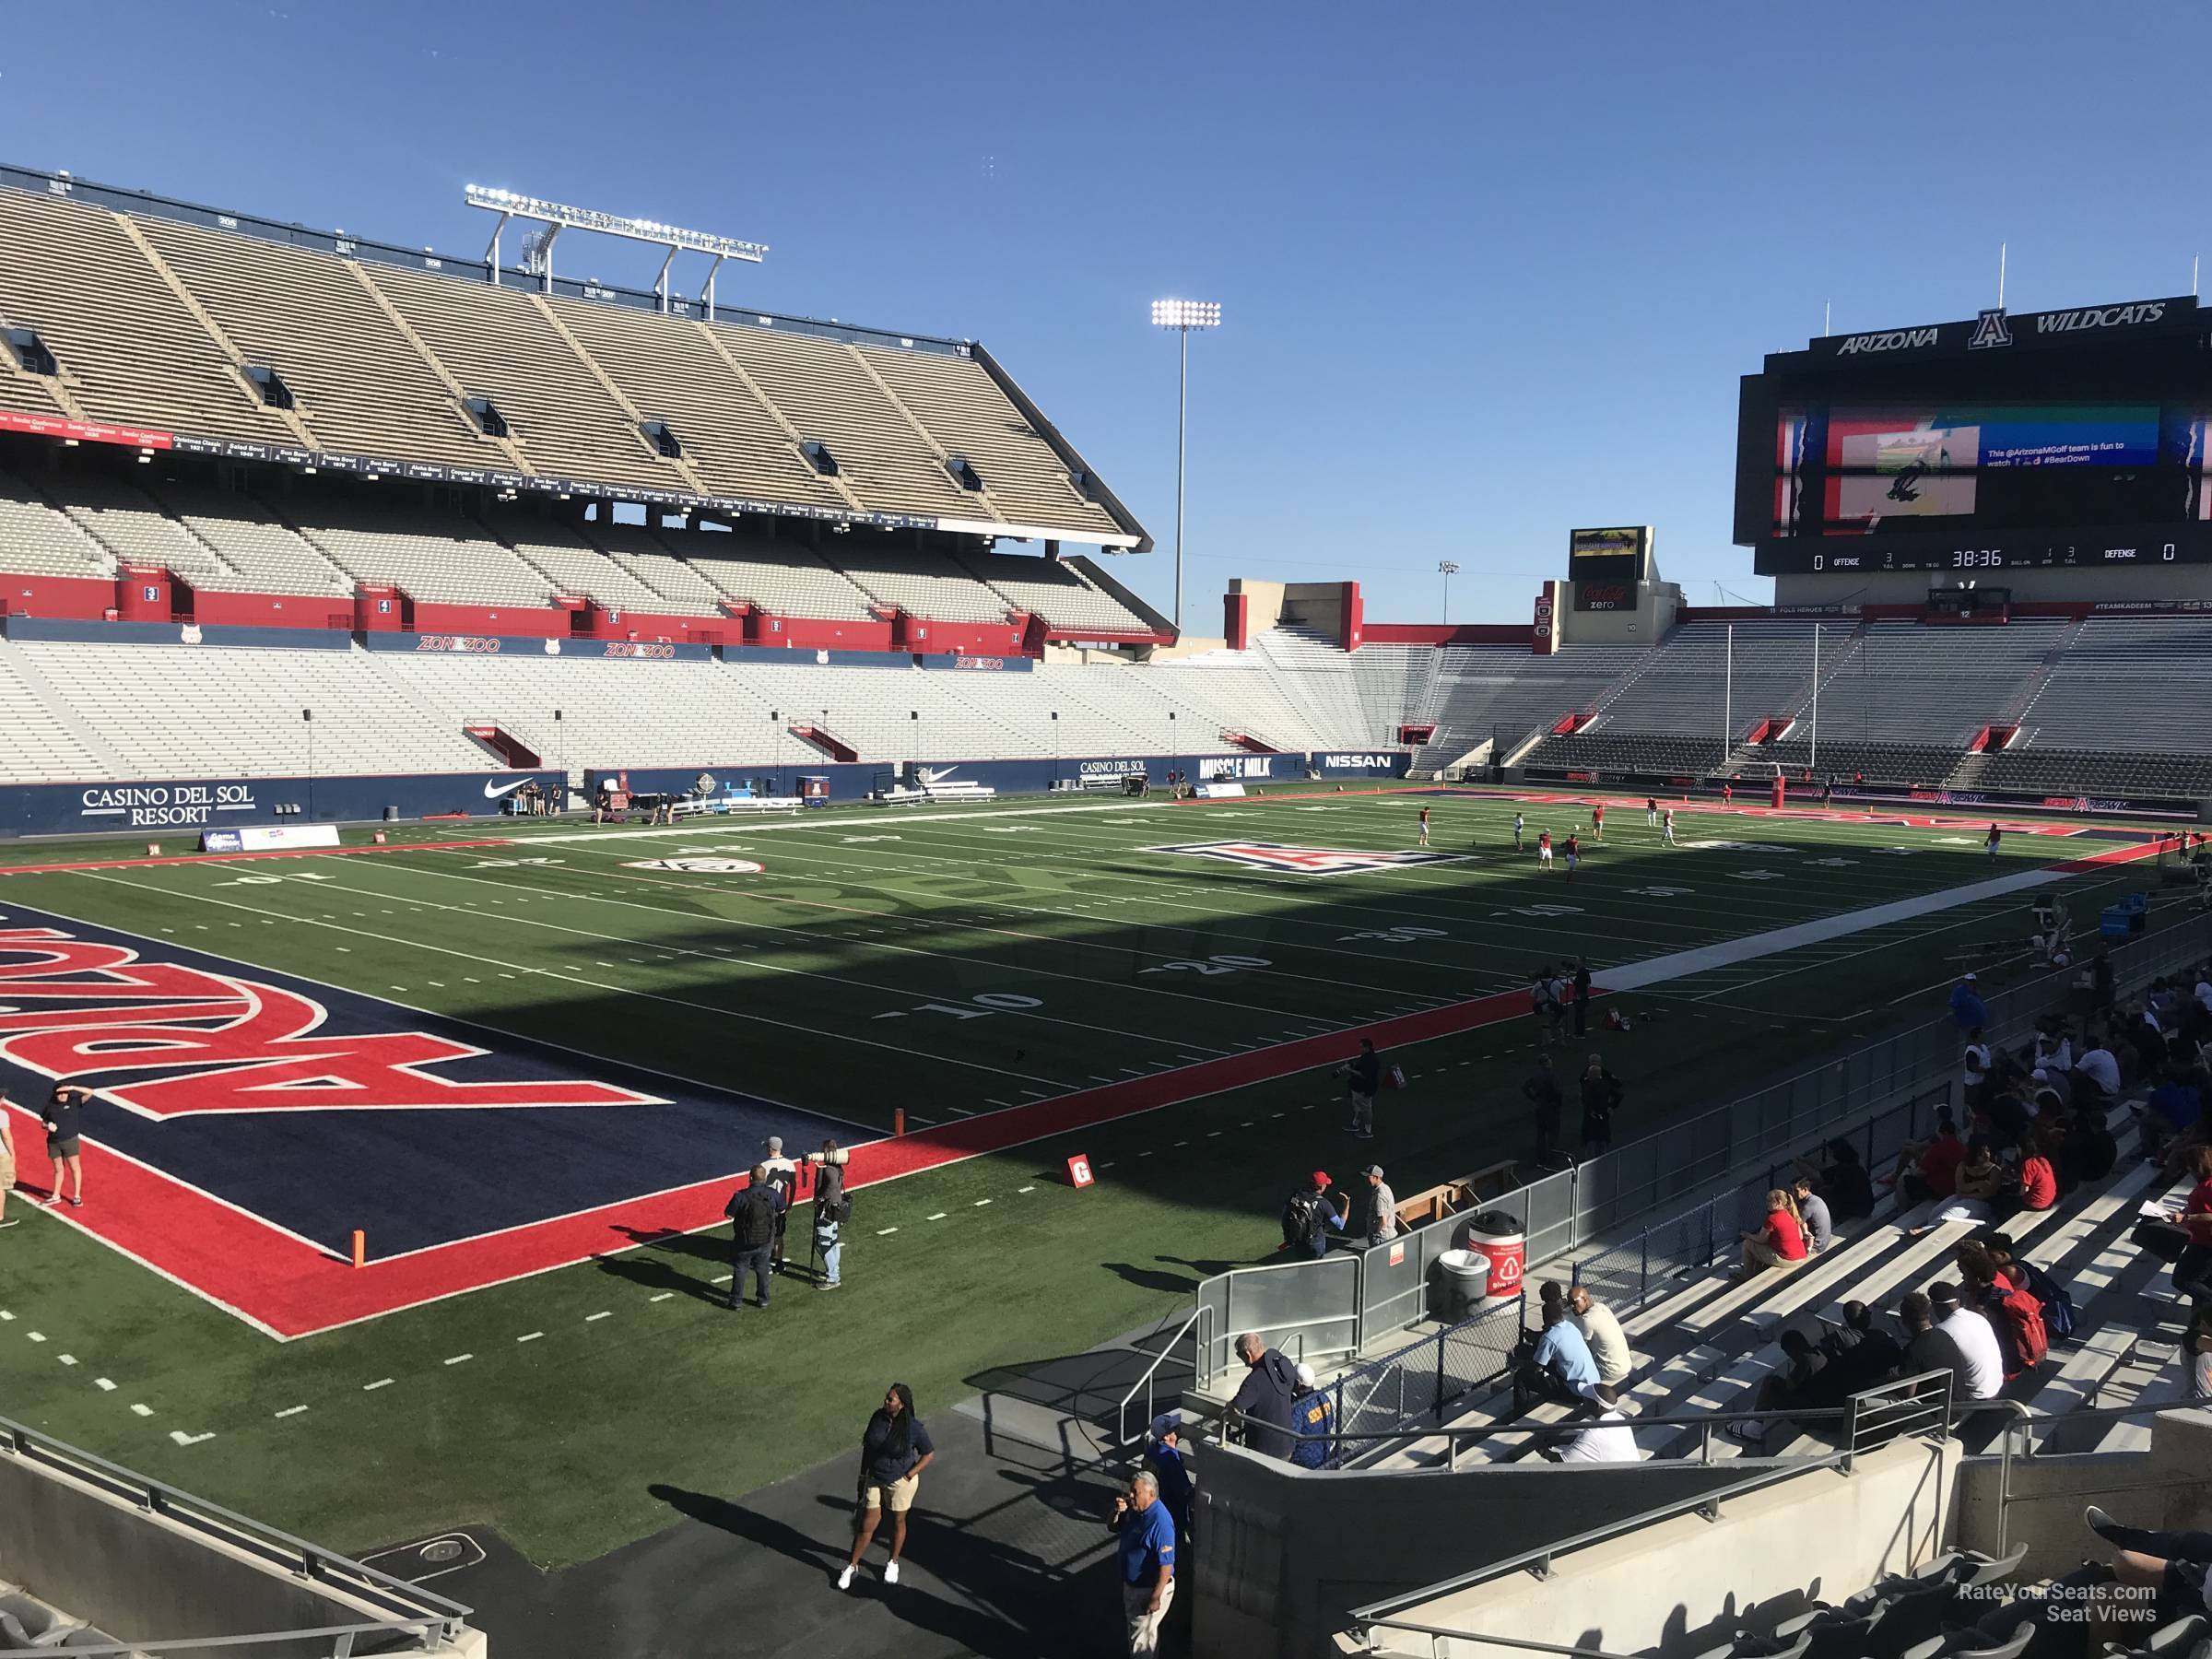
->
[805, 1137, 852, 1289]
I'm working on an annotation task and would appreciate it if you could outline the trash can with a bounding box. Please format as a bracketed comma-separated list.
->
[1462, 1210, 1525, 1299]
[1430, 1248, 1491, 1320]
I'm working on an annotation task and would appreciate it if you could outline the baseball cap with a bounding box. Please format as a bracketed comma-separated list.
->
[1148, 1411, 1182, 1440]
[1929, 1280, 1961, 1310]
[1311, 1170, 1332, 1191]
[1363, 1164, 1385, 1179]
[1962, 972, 1978, 982]
[2030, 1068, 2049, 1083]
[1294, 1362, 1317, 1388]
[766, 1135, 784, 1153]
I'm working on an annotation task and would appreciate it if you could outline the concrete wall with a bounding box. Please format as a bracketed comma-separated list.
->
[1339, 1439, 1956, 1659]
[0, 1446, 482, 1655]
[1953, 1407, 2212, 1580]
[1193, 1439, 1802, 1659]
[1555, 581, 1683, 646]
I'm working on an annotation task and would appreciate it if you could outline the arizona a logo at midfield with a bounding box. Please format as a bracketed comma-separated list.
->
[1147, 841, 1473, 876]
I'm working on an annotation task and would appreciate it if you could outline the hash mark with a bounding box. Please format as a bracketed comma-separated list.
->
[444, 1353, 473, 1365]
[973, 1198, 992, 1207]
[650, 1292, 675, 1303]
[926, 1212, 948, 1221]
[94, 1378, 115, 1392]
[585, 1311, 612, 1323]
[517, 1332, 544, 1344]
[130, 1403, 154, 1417]
[1017, 1185, 1035, 1193]
[877, 1227, 899, 1235]
[57, 1354, 76, 1366]
[275, 1406, 309, 1419]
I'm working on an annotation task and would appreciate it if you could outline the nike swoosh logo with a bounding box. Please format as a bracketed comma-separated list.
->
[484, 778, 532, 800]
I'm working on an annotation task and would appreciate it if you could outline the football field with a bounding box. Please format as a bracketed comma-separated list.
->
[0, 785, 2172, 1566]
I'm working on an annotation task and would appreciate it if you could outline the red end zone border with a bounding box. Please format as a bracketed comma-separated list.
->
[5, 984, 1543, 1340]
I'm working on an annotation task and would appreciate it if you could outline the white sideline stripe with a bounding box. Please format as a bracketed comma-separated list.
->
[1602, 861, 2117, 992]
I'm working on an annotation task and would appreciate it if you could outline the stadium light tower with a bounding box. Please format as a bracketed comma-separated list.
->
[1150, 299, 1221, 632]
[464, 185, 767, 319]
[1438, 559, 1460, 624]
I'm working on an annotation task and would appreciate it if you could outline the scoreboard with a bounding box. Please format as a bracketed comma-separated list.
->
[1734, 296, 2212, 576]
[1568, 525, 1653, 583]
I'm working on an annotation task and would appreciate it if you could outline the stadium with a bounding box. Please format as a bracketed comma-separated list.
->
[2, 133, 2212, 1659]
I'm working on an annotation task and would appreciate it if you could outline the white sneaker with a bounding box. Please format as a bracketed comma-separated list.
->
[883, 1560, 900, 1586]
[836, 1565, 854, 1592]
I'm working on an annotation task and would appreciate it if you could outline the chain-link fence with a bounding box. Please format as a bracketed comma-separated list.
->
[1324, 1292, 1525, 1465]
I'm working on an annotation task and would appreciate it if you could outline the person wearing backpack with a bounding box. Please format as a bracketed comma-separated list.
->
[724, 1164, 785, 1312]
[1980, 1235, 2077, 1343]
[1279, 1171, 1344, 1259]
[1957, 1265, 2048, 1381]
[805, 1138, 852, 1289]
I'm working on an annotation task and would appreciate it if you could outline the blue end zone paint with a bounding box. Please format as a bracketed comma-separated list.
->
[0, 899, 848, 1258]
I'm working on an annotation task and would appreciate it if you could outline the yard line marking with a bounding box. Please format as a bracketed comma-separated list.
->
[585, 1311, 612, 1322]
[444, 1353, 473, 1365]
[94, 1378, 115, 1392]
[926, 1212, 948, 1221]
[130, 1403, 153, 1417]
[650, 1292, 675, 1303]
[516, 1332, 545, 1343]
[986, 1099, 1014, 1109]
[275, 1406, 309, 1418]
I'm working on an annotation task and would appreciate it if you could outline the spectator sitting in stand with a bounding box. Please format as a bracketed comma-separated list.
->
[1542, 1390, 1638, 1464]
[1724, 1327, 1826, 1447]
[1513, 1287, 1600, 1416]
[1734, 1188, 1809, 1282]
[1953, 1136, 2009, 1206]
[2147, 1065, 2203, 1164]
[1791, 1174, 1834, 1253]
[1794, 1138, 1875, 1221]
[2016, 1126, 2061, 1215]
[1896, 1290, 1971, 1401]
[1887, 1109, 1967, 1205]
[1816, 1300, 1904, 1394]
[1929, 1280, 2006, 1402]
[2075, 1031, 2122, 1109]
[1568, 1284, 1633, 1402]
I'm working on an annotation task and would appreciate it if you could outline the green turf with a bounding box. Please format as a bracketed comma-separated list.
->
[0, 788, 2171, 1566]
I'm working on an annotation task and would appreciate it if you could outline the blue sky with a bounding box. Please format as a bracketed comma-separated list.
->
[5, 1, 2204, 629]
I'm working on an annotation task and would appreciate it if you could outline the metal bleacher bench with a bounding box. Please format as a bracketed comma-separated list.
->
[872, 781, 998, 806]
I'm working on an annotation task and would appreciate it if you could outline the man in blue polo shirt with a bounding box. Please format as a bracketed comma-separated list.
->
[1514, 1286, 1600, 1415]
[1109, 1469, 1176, 1654]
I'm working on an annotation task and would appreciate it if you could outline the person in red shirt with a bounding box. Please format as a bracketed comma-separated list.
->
[1563, 832, 1581, 883]
[1886, 1109, 1965, 1204]
[2017, 1131, 2060, 1213]
[1735, 1189, 1808, 1280]
[1722, 782, 1734, 808]
[1537, 829, 1554, 871]
[1591, 803, 1606, 841]
[2171, 1146, 2212, 1306]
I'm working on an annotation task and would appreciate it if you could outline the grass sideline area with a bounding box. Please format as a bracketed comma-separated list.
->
[0, 786, 2178, 1567]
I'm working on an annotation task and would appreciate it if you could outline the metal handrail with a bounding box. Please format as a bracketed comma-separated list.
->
[1116, 1302, 1211, 1446]
[1221, 1368, 1957, 1466]
[0, 1619, 458, 1658]
[0, 1414, 470, 1646]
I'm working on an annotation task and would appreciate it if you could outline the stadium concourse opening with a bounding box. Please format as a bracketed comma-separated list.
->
[6, 150, 2212, 1659]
